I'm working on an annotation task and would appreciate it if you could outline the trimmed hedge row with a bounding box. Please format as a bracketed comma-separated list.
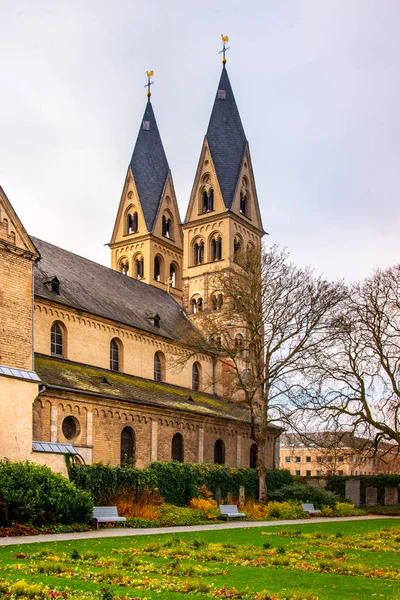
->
[326, 474, 400, 505]
[0, 460, 93, 526]
[68, 461, 293, 506]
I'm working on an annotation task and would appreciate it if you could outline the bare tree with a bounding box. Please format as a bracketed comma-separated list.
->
[304, 264, 400, 452]
[175, 246, 344, 501]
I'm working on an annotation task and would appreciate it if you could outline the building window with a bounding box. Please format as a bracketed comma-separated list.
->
[316, 456, 322, 463]
[240, 192, 247, 216]
[162, 215, 171, 238]
[192, 362, 200, 391]
[172, 432, 184, 462]
[51, 322, 64, 356]
[306, 456, 311, 463]
[120, 260, 129, 276]
[127, 212, 138, 234]
[295, 470, 301, 476]
[135, 256, 144, 279]
[154, 256, 161, 282]
[295, 456, 300, 463]
[202, 189, 214, 213]
[193, 240, 204, 265]
[120, 426, 135, 466]
[234, 236, 242, 261]
[235, 334, 244, 356]
[110, 338, 121, 372]
[250, 443, 258, 469]
[338, 455, 344, 463]
[191, 297, 203, 314]
[154, 351, 164, 382]
[306, 470, 311, 476]
[211, 235, 222, 261]
[338, 470, 344, 476]
[212, 294, 223, 311]
[214, 439, 225, 465]
[170, 263, 176, 288]
[285, 456, 291, 463]
[62, 416, 79, 440]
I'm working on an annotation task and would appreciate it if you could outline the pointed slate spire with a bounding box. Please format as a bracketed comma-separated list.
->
[129, 100, 170, 231]
[206, 67, 247, 209]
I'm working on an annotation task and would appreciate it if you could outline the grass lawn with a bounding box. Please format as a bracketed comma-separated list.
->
[0, 518, 400, 599]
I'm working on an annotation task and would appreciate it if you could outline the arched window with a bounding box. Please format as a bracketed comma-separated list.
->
[128, 212, 138, 234]
[212, 294, 223, 311]
[110, 338, 122, 372]
[154, 351, 165, 382]
[172, 432, 184, 462]
[154, 256, 161, 282]
[240, 192, 247, 216]
[170, 263, 176, 288]
[191, 298, 198, 314]
[234, 236, 242, 261]
[211, 235, 222, 261]
[120, 260, 129, 276]
[214, 439, 225, 464]
[250, 443, 258, 469]
[162, 215, 172, 238]
[235, 334, 244, 357]
[193, 240, 204, 265]
[120, 426, 135, 466]
[192, 362, 200, 391]
[198, 298, 203, 311]
[202, 189, 214, 213]
[135, 255, 144, 279]
[51, 322, 64, 356]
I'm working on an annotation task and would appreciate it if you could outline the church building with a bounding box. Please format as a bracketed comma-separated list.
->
[0, 54, 280, 476]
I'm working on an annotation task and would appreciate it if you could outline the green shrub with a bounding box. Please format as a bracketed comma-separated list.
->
[69, 461, 293, 506]
[0, 459, 93, 526]
[269, 484, 340, 509]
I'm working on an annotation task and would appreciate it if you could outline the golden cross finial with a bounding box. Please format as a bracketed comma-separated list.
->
[145, 70, 154, 99]
[219, 34, 230, 65]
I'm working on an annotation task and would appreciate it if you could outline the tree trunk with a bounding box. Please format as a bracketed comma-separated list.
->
[257, 440, 268, 503]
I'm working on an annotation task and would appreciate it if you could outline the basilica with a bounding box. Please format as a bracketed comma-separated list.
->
[0, 58, 280, 476]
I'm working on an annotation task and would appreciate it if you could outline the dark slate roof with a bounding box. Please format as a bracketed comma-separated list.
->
[129, 100, 170, 231]
[35, 354, 250, 424]
[206, 67, 247, 209]
[32, 237, 192, 341]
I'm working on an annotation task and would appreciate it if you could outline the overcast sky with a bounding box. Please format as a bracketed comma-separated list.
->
[1, 0, 399, 282]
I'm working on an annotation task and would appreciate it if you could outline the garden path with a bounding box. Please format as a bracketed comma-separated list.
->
[0, 515, 394, 546]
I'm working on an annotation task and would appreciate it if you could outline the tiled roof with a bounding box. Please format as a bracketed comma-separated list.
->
[206, 67, 247, 209]
[32, 237, 192, 341]
[129, 100, 170, 232]
[35, 354, 250, 424]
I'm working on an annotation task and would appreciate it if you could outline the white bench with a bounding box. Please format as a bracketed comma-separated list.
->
[219, 504, 246, 520]
[301, 503, 321, 516]
[93, 506, 127, 528]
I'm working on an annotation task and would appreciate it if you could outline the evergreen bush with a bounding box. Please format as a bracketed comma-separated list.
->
[0, 459, 93, 526]
[268, 484, 340, 508]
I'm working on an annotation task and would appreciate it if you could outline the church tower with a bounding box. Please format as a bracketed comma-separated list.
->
[110, 74, 183, 301]
[182, 50, 264, 313]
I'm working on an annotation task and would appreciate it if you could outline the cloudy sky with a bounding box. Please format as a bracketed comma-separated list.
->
[1, 0, 399, 282]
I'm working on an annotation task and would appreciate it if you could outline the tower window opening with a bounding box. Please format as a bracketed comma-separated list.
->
[240, 193, 247, 216]
[170, 264, 176, 288]
[193, 240, 204, 265]
[198, 297, 203, 311]
[192, 362, 200, 391]
[191, 298, 197, 314]
[136, 257, 144, 279]
[211, 236, 222, 261]
[202, 189, 214, 213]
[234, 237, 242, 261]
[212, 294, 223, 311]
[128, 212, 138, 234]
[154, 256, 161, 281]
[217, 89, 226, 100]
[162, 215, 171, 238]
[143, 120, 150, 130]
[120, 261, 129, 276]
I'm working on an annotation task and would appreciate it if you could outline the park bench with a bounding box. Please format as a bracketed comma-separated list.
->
[93, 506, 127, 528]
[301, 503, 322, 516]
[219, 504, 246, 520]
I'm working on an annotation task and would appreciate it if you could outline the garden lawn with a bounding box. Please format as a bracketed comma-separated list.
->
[0, 519, 400, 599]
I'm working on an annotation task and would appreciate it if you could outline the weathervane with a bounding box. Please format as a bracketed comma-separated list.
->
[145, 70, 154, 99]
[219, 34, 230, 65]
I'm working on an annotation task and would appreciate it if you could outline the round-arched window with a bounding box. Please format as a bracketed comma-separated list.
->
[172, 432, 184, 462]
[214, 438, 225, 465]
[120, 426, 136, 466]
[192, 362, 200, 391]
[250, 443, 258, 469]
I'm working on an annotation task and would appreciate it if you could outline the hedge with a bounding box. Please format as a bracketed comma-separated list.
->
[269, 484, 340, 509]
[68, 461, 293, 506]
[0, 460, 93, 526]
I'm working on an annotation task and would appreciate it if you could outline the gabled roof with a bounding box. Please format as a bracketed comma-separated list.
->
[32, 237, 193, 341]
[35, 354, 251, 424]
[206, 67, 247, 209]
[129, 100, 170, 232]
